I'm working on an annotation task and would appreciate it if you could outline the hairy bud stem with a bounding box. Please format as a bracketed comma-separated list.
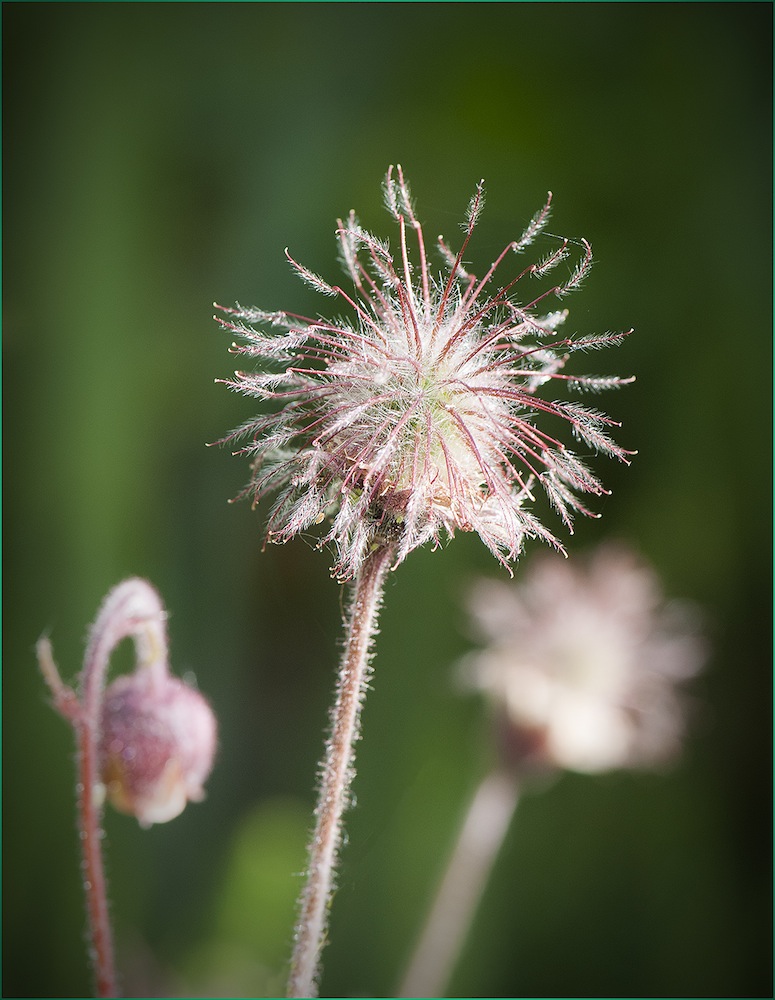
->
[38, 579, 217, 998]
[38, 579, 168, 998]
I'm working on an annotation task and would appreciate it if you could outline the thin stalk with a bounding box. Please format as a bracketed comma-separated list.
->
[398, 768, 520, 999]
[77, 709, 117, 998]
[37, 634, 118, 999]
[287, 543, 395, 999]
[37, 579, 169, 999]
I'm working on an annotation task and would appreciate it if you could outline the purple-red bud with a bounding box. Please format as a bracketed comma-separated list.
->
[98, 672, 217, 827]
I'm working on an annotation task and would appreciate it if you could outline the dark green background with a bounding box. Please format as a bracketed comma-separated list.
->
[4, 3, 772, 997]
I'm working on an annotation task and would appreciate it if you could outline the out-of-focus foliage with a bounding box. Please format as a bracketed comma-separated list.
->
[3, 4, 771, 997]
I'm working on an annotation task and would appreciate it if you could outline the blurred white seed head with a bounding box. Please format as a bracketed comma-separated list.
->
[217, 166, 634, 580]
[460, 545, 707, 774]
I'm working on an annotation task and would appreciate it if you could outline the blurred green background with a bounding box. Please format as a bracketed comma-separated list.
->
[3, 3, 772, 997]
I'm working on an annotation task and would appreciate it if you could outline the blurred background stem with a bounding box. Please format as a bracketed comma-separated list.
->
[398, 769, 520, 998]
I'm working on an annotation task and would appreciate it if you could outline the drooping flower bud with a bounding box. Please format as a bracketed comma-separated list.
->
[99, 671, 217, 827]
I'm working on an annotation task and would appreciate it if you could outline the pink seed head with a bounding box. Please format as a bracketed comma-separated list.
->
[217, 166, 634, 579]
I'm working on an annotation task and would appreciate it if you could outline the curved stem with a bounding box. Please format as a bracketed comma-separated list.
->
[80, 581, 168, 997]
[38, 579, 169, 998]
[397, 769, 520, 999]
[37, 632, 118, 999]
[287, 543, 394, 999]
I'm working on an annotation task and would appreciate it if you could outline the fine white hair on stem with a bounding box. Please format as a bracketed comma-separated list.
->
[287, 543, 394, 998]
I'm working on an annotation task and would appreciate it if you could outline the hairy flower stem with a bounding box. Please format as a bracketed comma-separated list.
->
[38, 634, 119, 998]
[287, 543, 395, 999]
[37, 580, 170, 999]
[77, 714, 116, 997]
[398, 769, 520, 999]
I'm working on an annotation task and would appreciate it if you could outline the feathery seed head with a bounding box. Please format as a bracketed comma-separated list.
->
[216, 166, 634, 580]
[460, 546, 707, 775]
